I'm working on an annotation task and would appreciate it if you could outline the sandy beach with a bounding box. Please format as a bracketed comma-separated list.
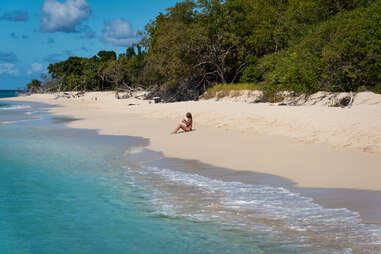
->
[4, 92, 381, 222]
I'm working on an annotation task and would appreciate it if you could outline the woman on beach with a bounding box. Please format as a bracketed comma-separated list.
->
[171, 112, 192, 134]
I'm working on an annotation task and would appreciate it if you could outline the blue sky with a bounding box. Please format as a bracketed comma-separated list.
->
[0, 0, 181, 90]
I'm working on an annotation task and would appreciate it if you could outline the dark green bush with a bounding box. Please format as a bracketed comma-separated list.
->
[243, 0, 381, 94]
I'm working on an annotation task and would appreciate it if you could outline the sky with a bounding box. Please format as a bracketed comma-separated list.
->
[0, 0, 181, 90]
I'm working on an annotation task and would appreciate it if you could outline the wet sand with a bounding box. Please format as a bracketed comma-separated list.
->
[133, 150, 381, 224]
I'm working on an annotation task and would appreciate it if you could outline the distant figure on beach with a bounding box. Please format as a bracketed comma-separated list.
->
[171, 112, 192, 134]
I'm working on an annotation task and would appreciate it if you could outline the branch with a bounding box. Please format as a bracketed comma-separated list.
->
[231, 62, 247, 83]
[193, 61, 212, 69]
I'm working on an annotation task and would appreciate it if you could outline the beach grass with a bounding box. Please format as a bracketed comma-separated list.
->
[203, 83, 261, 99]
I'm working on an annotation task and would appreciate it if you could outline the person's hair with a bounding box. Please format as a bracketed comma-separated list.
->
[186, 112, 192, 119]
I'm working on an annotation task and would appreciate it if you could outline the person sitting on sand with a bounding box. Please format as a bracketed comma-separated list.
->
[171, 112, 192, 134]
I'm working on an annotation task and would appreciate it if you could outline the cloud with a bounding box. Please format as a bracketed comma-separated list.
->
[40, 0, 92, 33]
[31, 63, 43, 72]
[0, 10, 29, 22]
[0, 64, 19, 75]
[85, 30, 96, 39]
[27, 63, 44, 75]
[78, 25, 96, 39]
[101, 18, 140, 47]
[80, 46, 89, 52]
[10, 32, 18, 39]
[44, 53, 62, 63]
[9, 33, 29, 39]
[0, 52, 17, 63]
[44, 50, 73, 63]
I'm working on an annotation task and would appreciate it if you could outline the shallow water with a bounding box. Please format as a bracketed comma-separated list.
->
[0, 96, 380, 253]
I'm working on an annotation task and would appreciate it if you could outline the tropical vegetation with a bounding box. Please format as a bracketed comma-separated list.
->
[27, 0, 381, 101]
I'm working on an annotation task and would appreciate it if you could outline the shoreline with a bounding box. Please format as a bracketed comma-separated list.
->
[3, 92, 381, 223]
[137, 150, 381, 224]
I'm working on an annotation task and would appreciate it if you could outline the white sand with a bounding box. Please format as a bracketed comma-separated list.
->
[5, 91, 381, 190]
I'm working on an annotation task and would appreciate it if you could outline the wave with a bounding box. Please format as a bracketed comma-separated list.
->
[126, 165, 381, 253]
[0, 105, 31, 110]
[0, 114, 40, 125]
[0, 121, 18, 125]
[124, 145, 145, 155]
[0, 118, 39, 125]
[24, 111, 40, 115]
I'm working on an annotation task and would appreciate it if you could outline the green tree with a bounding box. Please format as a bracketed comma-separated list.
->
[255, 0, 381, 93]
[97, 51, 117, 62]
[27, 0, 380, 98]
[27, 79, 41, 93]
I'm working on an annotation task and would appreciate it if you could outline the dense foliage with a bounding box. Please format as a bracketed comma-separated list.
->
[28, 0, 381, 100]
[26, 79, 41, 93]
[247, 0, 381, 94]
[40, 49, 145, 92]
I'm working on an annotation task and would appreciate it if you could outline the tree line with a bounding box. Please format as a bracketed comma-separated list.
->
[27, 0, 381, 101]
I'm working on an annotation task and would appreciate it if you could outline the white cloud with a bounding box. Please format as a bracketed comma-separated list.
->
[0, 51, 17, 63]
[0, 64, 19, 75]
[40, 0, 91, 33]
[27, 63, 43, 74]
[101, 18, 139, 46]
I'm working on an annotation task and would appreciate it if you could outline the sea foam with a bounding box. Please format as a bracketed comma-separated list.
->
[0, 105, 31, 110]
[126, 164, 381, 253]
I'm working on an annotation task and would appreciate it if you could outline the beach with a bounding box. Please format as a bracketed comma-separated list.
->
[4, 92, 381, 223]
[3, 0, 380, 252]
[2, 92, 381, 253]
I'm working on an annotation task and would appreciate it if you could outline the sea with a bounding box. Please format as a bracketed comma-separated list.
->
[0, 90, 380, 254]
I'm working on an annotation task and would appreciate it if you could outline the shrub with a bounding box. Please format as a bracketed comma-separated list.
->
[242, 0, 381, 94]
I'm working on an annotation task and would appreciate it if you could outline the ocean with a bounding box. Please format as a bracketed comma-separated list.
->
[0, 90, 19, 99]
[0, 91, 380, 254]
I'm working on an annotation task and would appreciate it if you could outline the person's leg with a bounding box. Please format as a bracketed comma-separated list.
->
[171, 124, 186, 134]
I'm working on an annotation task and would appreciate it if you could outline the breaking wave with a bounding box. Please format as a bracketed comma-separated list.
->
[123, 164, 381, 253]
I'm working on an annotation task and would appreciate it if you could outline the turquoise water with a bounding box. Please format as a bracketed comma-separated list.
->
[0, 90, 18, 99]
[1, 94, 381, 253]
[0, 91, 18, 109]
[0, 97, 289, 253]
[0, 123, 260, 254]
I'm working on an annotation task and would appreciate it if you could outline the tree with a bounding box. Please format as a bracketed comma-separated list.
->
[126, 46, 136, 59]
[27, 79, 41, 93]
[26, 0, 380, 97]
[97, 51, 117, 62]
